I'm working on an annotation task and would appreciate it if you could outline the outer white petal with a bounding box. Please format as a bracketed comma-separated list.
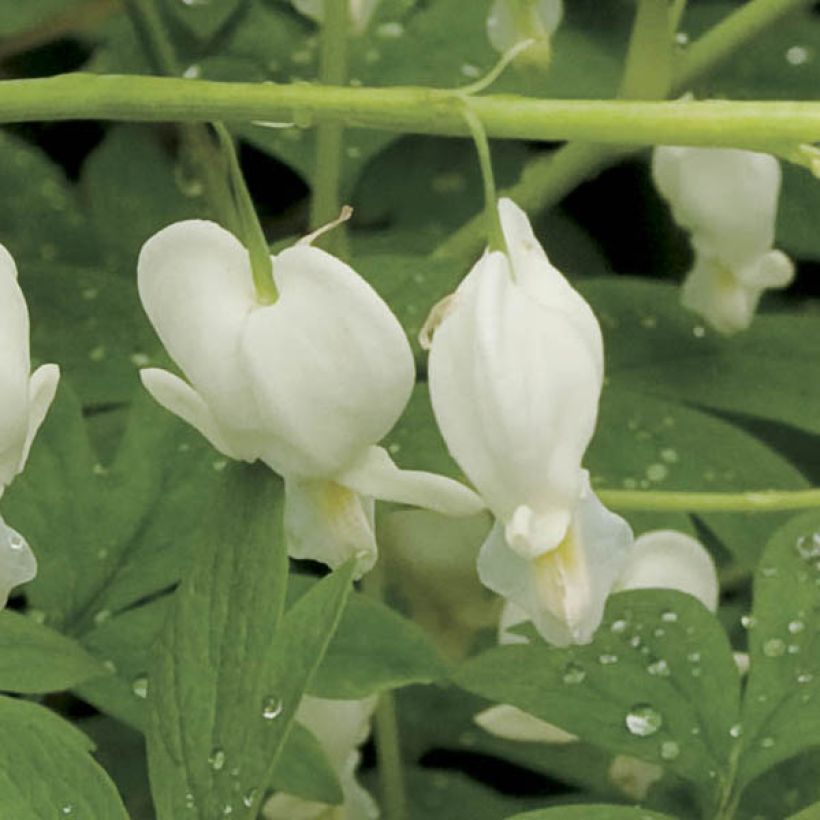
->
[284, 476, 377, 575]
[243, 245, 415, 479]
[497, 198, 603, 377]
[17, 363, 60, 475]
[614, 529, 719, 612]
[292, 0, 380, 33]
[0, 516, 36, 608]
[429, 251, 602, 556]
[652, 147, 782, 270]
[139, 368, 247, 461]
[475, 704, 576, 744]
[487, 0, 564, 54]
[478, 478, 633, 646]
[0, 245, 33, 487]
[336, 446, 484, 517]
[137, 220, 260, 433]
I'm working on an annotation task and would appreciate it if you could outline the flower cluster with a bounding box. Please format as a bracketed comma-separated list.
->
[0, 244, 60, 607]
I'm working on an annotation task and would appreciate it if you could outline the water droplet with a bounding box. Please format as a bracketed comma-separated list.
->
[761, 566, 779, 578]
[640, 314, 657, 329]
[741, 614, 756, 629]
[660, 740, 679, 760]
[692, 325, 706, 338]
[184, 792, 196, 810]
[675, 31, 689, 46]
[659, 448, 678, 464]
[61, 806, 73, 816]
[262, 696, 283, 720]
[610, 619, 628, 634]
[797, 672, 813, 684]
[647, 659, 670, 677]
[691, 667, 702, 678]
[209, 748, 226, 771]
[182, 64, 202, 79]
[625, 704, 663, 737]
[103, 659, 117, 673]
[93, 609, 111, 626]
[629, 635, 642, 649]
[460, 63, 482, 79]
[130, 352, 151, 367]
[89, 345, 106, 362]
[132, 675, 149, 699]
[179, 0, 210, 6]
[760, 736, 775, 749]
[788, 644, 801, 655]
[212, 459, 228, 472]
[96, 547, 109, 560]
[788, 620, 805, 635]
[653, 628, 666, 638]
[562, 661, 586, 684]
[81, 286, 99, 300]
[729, 723, 743, 738]
[598, 653, 619, 665]
[376, 21, 404, 38]
[242, 789, 258, 808]
[763, 638, 786, 658]
[622, 477, 638, 489]
[785, 45, 810, 65]
[222, 805, 233, 816]
[687, 651, 701, 663]
[796, 532, 820, 560]
[646, 463, 668, 483]
[660, 611, 678, 624]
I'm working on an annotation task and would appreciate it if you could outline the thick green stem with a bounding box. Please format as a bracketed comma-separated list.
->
[434, 0, 816, 261]
[598, 487, 820, 514]
[310, 0, 350, 257]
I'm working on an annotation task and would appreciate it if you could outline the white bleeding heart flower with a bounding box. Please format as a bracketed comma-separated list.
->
[263, 695, 378, 820]
[0, 244, 60, 607]
[138, 220, 482, 575]
[652, 146, 794, 335]
[486, 0, 563, 68]
[475, 530, 719, 747]
[428, 197, 631, 644]
[291, 0, 381, 34]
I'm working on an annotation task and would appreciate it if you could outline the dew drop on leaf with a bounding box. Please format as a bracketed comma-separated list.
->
[131, 675, 149, 699]
[598, 653, 619, 665]
[740, 614, 756, 629]
[647, 659, 670, 677]
[242, 789, 258, 808]
[660, 740, 679, 760]
[209, 748, 226, 771]
[262, 696, 284, 720]
[660, 611, 678, 624]
[625, 704, 663, 737]
[797, 672, 813, 684]
[763, 638, 785, 658]
[729, 723, 743, 739]
[610, 619, 628, 634]
[760, 737, 775, 749]
[562, 662, 586, 684]
[795, 532, 820, 561]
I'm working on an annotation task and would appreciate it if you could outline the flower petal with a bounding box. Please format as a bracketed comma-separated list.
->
[243, 245, 415, 478]
[284, 476, 377, 575]
[137, 220, 260, 431]
[17, 363, 60, 476]
[614, 529, 719, 612]
[478, 477, 632, 646]
[336, 445, 484, 517]
[0, 245, 32, 487]
[0, 517, 36, 608]
[475, 703, 576, 744]
[429, 251, 602, 552]
[139, 368, 248, 461]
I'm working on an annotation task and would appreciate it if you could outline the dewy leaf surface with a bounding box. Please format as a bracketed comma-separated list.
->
[0, 696, 128, 819]
[736, 511, 820, 792]
[454, 590, 741, 812]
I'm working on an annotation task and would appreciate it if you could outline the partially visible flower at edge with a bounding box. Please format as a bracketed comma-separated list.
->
[263, 695, 378, 820]
[0, 243, 60, 607]
[652, 145, 794, 335]
[486, 0, 564, 71]
[291, 0, 381, 35]
[137, 220, 483, 577]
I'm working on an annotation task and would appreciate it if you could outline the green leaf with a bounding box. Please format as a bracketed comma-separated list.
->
[162, 0, 245, 40]
[738, 748, 820, 819]
[454, 590, 741, 812]
[735, 511, 820, 791]
[778, 163, 820, 262]
[0, 696, 128, 818]
[289, 576, 448, 698]
[146, 462, 354, 818]
[509, 806, 675, 820]
[0, 610, 108, 693]
[269, 722, 343, 805]
[581, 278, 820, 437]
[789, 800, 820, 820]
[3, 385, 218, 634]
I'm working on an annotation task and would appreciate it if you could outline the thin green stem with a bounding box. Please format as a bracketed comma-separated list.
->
[597, 487, 820, 514]
[362, 565, 408, 820]
[310, 0, 350, 257]
[434, 0, 816, 262]
[619, 0, 675, 100]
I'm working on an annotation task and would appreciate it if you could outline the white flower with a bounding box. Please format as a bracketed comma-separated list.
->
[0, 244, 60, 606]
[475, 530, 718, 748]
[291, 0, 381, 34]
[486, 0, 563, 69]
[428, 197, 630, 644]
[652, 146, 794, 334]
[263, 696, 378, 820]
[138, 221, 482, 575]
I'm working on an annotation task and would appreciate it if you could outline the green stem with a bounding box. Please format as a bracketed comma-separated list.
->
[434, 0, 815, 261]
[597, 487, 820, 514]
[362, 565, 408, 820]
[310, 0, 350, 257]
[619, 0, 675, 100]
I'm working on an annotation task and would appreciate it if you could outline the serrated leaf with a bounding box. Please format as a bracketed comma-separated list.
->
[454, 590, 741, 812]
[146, 462, 354, 819]
[0, 696, 128, 818]
[736, 511, 820, 791]
[0, 610, 108, 693]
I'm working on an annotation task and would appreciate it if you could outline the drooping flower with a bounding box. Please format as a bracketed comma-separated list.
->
[263, 695, 378, 820]
[138, 220, 482, 575]
[652, 146, 794, 334]
[475, 530, 718, 749]
[428, 197, 632, 645]
[291, 0, 381, 34]
[486, 0, 563, 69]
[0, 243, 60, 606]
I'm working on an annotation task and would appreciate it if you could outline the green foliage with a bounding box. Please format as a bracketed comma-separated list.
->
[0, 696, 128, 818]
[509, 807, 674, 820]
